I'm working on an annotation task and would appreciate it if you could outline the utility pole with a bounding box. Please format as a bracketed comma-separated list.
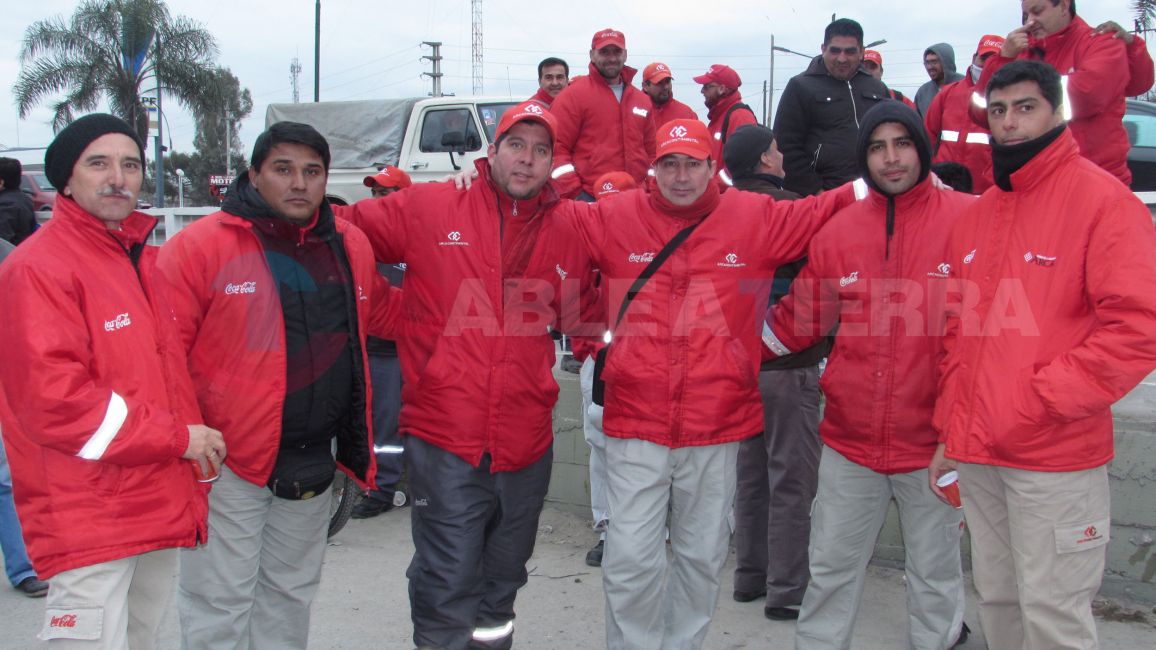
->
[422, 41, 444, 97]
[471, 0, 483, 94]
[768, 34, 775, 125]
[314, 1, 321, 102]
[154, 36, 165, 208]
[224, 114, 234, 178]
[290, 57, 302, 103]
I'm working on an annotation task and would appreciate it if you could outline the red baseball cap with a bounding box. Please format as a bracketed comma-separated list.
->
[654, 119, 713, 163]
[643, 62, 673, 85]
[363, 165, 413, 190]
[863, 50, 883, 67]
[693, 64, 741, 90]
[975, 34, 1005, 58]
[591, 28, 626, 50]
[495, 101, 557, 142]
[593, 171, 636, 199]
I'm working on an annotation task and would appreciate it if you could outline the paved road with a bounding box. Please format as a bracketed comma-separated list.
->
[2, 505, 1154, 648]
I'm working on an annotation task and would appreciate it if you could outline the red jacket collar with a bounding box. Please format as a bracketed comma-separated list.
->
[472, 157, 560, 213]
[1006, 127, 1081, 192]
[706, 90, 746, 123]
[53, 195, 157, 247]
[585, 62, 639, 87]
[528, 87, 554, 108]
[1030, 15, 1089, 53]
[866, 174, 936, 212]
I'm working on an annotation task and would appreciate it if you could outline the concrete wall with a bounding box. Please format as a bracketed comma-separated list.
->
[545, 365, 1156, 604]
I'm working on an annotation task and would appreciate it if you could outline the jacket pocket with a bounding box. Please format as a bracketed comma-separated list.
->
[723, 338, 758, 390]
[1012, 366, 1050, 425]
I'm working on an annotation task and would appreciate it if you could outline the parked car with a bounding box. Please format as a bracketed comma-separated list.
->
[1125, 99, 1156, 192]
[20, 171, 56, 211]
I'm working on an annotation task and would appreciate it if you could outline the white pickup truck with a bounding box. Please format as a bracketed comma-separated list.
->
[265, 96, 520, 205]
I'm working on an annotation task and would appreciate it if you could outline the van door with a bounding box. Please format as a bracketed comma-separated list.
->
[404, 107, 485, 178]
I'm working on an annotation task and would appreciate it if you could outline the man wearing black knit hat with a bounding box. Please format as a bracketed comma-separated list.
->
[0, 112, 224, 648]
[763, 102, 972, 648]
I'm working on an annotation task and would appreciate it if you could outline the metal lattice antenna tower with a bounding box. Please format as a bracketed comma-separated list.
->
[290, 58, 302, 103]
[471, 0, 483, 94]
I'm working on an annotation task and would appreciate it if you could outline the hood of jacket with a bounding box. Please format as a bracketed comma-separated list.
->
[924, 42, 960, 77]
[856, 101, 933, 195]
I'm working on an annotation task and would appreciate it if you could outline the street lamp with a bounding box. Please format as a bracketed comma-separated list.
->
[175, 169, 185, 207]
[866, 39, 888, 49]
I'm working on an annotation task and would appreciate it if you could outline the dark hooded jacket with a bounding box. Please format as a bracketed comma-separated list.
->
[766, 100, 977, 473]
[773, 55, 888, 196]
[915, 43, 964, 116]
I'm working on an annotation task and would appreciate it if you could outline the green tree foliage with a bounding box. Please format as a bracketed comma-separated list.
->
[13, 0, 219, 140]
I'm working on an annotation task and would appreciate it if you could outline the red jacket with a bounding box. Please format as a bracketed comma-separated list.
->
[768, 179, 975, 473]
[527, 87, 555, 110]
[566, 182, 854, 448]
[1126, 35, 1155, 97]
[0, 197, 206, 579]
[157, 201, 394, 488]
[934, 130, 1156, 471]
[926, 75, 994, 193]
[976, 17, 1131, 185]
[550, 65, 656, 198]
[653, 97, 699, 128]
[705, 91, 759, 177]
[342, 160, 594, 471]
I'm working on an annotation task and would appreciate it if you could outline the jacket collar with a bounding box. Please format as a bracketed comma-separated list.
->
[1003, 127, 1080, 193]
[52, 195, 157, 248]
[866, 174, 936, 213]
[473, 157, 561, 216]
[804, 54, 876, 83]
[706, 90, 746, 122]
[585, 62, 639, 88]
[528, 87, 554, 108]
[1030, 16, 1088, 55]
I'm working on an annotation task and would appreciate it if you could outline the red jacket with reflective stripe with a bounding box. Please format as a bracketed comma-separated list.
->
[770, 180, 975, 473]
[705, 92, 759, 177]
[157, 207, 394, 488]
[527, 87, 555, 110]
[653, 98, 699, 129]
[925, 75, 994, 193]
[0, 198, 206, 579]
[934, 130, 1156, 471]
[976, 17, 1131, 185]
[567, 182, 854, 448]
[342, 161, 594, 471]
[550, 65, 656, 198]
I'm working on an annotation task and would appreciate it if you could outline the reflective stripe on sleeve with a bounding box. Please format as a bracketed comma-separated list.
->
[965, 132, 990, 145]
[373, 445, 405, 454]
[77, 392, 128, 461]
[852, 178, 869, 200]
[940, 130, 960, 142]
[971, 92, 986, 110]
[471, 621, 514, 642]
[718, 169, 734, 186]
[551, 164, 576, 179]
[1060, 75, 1073, 121]
[762, 322, 792, 357]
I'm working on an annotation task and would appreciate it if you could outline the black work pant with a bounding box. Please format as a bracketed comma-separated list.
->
[405, 436, 552, 650]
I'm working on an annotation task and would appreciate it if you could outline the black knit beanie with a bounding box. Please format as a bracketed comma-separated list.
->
[723, 124, 776, 180]
[45, 113, 145, 191]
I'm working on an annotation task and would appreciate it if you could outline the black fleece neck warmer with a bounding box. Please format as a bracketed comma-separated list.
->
[856, 101, 933, 259]
[991, 124, 1067, 191]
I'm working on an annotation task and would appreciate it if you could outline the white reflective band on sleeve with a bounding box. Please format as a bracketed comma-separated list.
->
[471, 621, 514, 642]
[373, 445, 405, 454]
[718, 169, 733, 186]
[647, 168, 655, 177]
[77, 392, 128, 460]
[632, 106, 649, 118]
[971, 92, 986, 109]
[603, 330, 613, 344]
[852, 178, 869, 200]
[551, 164, 575, 179]
[713, 132, 722, 140]
[965, 132, 990, 145]
[762, 322, 792, 357]
[1060, 75, 1073, 121]
[940, 130, 960, 142]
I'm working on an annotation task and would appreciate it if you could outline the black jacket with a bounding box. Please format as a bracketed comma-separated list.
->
[773, 56, 888, 196]
[732, 174, 831, 370]
[0, 188, 37, 245]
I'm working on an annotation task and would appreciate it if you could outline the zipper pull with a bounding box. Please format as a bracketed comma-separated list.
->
[512, 200, 519, 217]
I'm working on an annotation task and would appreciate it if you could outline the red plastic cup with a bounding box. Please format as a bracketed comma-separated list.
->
[936, 471, 962, 509]
[191, 458, 220, 484]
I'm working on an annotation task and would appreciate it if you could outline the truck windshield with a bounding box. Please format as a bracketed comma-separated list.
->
[477, 103, 519, 143]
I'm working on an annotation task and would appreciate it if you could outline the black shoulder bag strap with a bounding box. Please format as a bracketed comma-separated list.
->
[720, 103, 754, 148]
[592, 215, 709, 406]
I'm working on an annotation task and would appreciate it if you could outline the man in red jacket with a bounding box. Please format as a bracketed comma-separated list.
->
[974, 0, 1142, 185]
[765, 101, 973, 648]
[0, 113, 224, 648]
[550, 28, 656, 200]
[563, 119, 856, 648]
[642, 62, 699, 126]
[925, 35, 1004, 193]
[694, 64, 758, 181]
[527, 57, 569, 109]
[159, 122, 394, 650]
[931, 60, 1156, 650]
[344, 103, 594, 650]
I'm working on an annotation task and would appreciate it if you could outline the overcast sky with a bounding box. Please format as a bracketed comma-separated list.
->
[0, 0, 1145, 167]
